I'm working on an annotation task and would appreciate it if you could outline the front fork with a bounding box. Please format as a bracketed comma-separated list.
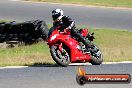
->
[58, 43, 66, 55]
[58, 43, 63, 53]
[52, 42, 65, 54]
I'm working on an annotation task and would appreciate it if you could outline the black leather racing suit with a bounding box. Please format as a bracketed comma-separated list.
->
[52, 16, 88, 45]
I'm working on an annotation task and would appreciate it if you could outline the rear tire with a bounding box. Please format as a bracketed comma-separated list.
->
[50, 45, 70, 67]
[90, 44, 103, 65]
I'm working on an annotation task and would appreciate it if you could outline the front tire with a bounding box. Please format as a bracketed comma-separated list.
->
[50, 45, 70, 67]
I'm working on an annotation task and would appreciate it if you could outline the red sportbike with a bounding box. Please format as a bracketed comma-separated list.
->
[47, 26, 103, 67]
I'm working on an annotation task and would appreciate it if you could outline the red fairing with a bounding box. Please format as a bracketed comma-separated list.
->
[47, 26, 91, 63]
[80, 28, 89, 37]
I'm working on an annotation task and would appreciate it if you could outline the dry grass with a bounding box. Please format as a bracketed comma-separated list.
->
[0, 42, 55, 66]
[92, 28, 132, 62]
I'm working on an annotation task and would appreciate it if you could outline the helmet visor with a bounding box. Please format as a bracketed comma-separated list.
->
[52, 13, 61, 21]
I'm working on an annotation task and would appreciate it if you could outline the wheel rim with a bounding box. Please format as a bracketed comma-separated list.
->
[94, 50, 102, 60]
[54, 46, 70, 64]
[91, 45, 102, 60]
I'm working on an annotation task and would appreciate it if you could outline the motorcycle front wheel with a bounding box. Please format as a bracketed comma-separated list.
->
[50, 45, 70, 67]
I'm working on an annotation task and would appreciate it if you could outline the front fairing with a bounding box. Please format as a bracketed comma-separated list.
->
[47, 29, 59, 45]
[48, 28, 78, 47]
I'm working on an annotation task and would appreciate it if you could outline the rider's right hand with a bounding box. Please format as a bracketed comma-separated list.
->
[64, 28, 69, 33]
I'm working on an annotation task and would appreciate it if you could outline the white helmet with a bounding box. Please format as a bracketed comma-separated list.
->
[52, 9, 63, 21]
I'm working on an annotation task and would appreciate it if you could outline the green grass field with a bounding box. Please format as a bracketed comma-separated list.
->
[0, 28, 131, 66]
[0, 42, 54, 66]
[25, 0, 132, 8]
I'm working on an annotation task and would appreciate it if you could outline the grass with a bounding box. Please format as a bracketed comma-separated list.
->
[25, 0, 132, 8]
[0, 20, 10, 22]
[0, 27, 132, 66]
[0, 42, 54, 66]
[91, 28, 132, 62]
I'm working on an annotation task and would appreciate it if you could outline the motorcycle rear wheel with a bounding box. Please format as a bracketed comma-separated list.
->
[50, 45, 70, 67]
[90, 44, 103, 65]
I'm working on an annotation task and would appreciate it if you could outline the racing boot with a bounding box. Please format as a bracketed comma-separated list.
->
[85, 39, 97, 53]
[84, 39, 91, 54]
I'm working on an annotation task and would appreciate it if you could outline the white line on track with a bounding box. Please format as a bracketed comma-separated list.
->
[0, 66, 28, 69]
[69, 61, 132, 66]
[8, 0, 20, 1]
[0, 61, 131, 69]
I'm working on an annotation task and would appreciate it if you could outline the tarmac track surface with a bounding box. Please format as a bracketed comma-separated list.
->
[0, 0, 132, 31]
[0, 63, 132, 88]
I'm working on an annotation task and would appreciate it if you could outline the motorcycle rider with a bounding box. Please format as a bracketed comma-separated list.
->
[51, 9, 92, 53]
